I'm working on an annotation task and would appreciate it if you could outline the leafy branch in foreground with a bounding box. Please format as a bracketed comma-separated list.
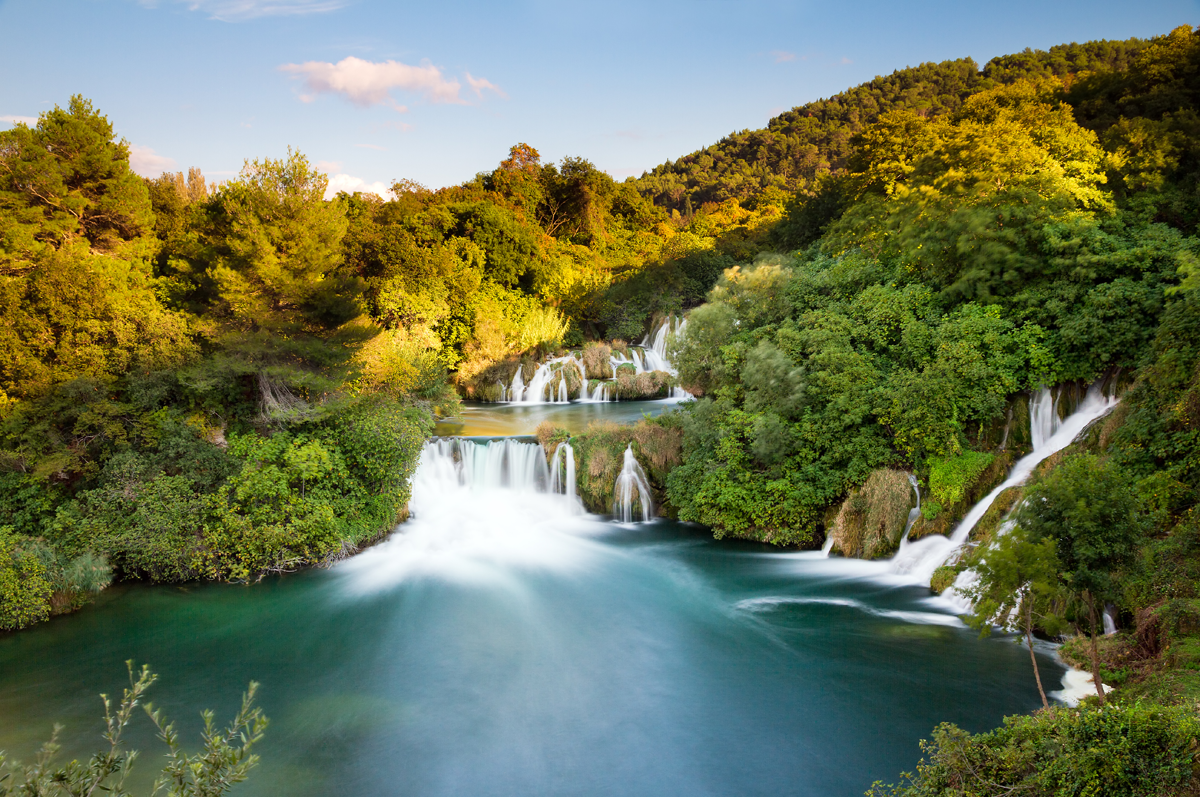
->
[0, 662, 267, 797]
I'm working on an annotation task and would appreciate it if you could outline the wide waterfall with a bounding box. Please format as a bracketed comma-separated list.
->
[613, 444, 654, 523]
[890, 382, 1119, 586]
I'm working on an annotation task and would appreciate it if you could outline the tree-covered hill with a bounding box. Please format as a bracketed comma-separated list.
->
[634, 37, 1149, 213]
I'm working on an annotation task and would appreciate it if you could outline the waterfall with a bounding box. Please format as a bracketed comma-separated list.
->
[891, 382, 1119, 585]
[505, 357, 575, 404]
[641, 316, 684, 375]
[550, 441, 581, 512]
[1104, 605, 1118, 635]
[507, 367, 526, 403]
[613, 445, 654, 523]
[419, 438, 551, 493]
[820, 536, 835, 557]
[897, 475, 922, 553]
[640, 315, 692, 398]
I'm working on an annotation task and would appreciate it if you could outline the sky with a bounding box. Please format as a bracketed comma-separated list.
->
[0, 0, 1195, 197]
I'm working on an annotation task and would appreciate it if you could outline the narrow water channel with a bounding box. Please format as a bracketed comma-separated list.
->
[0, 401, 1062, 796]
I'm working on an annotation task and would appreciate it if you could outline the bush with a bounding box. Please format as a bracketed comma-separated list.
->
[0, 527, 52, 630]
[869, 703, 1200, 797]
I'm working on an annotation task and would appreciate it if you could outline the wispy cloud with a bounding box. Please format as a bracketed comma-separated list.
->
[356, 143, 387, 151]
[281, 56, 476, 109]
[0, 114, 37, 126]
[128, 144, 177, 177]
[315, 159, 342, 172]
[324, 173, 388, 200]
[840, 56, 854, 64]
[465, 72, 507, 99]
[141, 0, 348, 22]
[770, 50, 796, 63]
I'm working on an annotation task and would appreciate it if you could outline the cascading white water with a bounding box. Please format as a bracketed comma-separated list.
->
[613, 445, 654, 523]
[549, 441, 581, 512]
[425, 438, 551, 491]
[891, 382, 1119, 585]
[641, 316, 686, 375]
[508, 367, 526, 403]
[896, 475, 922, 553]
[507, 357, 575, 404]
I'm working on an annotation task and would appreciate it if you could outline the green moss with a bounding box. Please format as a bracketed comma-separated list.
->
[930, 566, 957, 595]
[929, 450, 995, 508]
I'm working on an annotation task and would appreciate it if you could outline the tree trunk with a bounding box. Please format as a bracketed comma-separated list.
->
[1025, 599, 1048, 709]
[1087, 595, 1107, 704]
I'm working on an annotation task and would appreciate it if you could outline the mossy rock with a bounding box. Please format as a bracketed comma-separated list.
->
[912, 450, 1016, 541]
[970, 486, 1023, 544]
[930, 566, 957, 595]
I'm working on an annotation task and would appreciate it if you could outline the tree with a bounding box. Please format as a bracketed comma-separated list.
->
[0, 95, 154, 265]
[204, 148, 353, 331]
[962, 524, 1064, 708]
[1015, 454, 1148, 703]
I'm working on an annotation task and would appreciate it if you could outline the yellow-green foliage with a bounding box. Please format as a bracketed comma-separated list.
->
[831, 468, 913, 558]
[929, 450, 996, 508]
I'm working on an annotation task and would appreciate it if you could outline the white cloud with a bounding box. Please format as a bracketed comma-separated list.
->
[770, 50, 796, 64]
[128, 144, 177, 177]
[315, 159, 342, 172]
[0, 115, 37, 126]
[325, 173, 388, 200]
[465, 72, 506, 99]
[356, 143, 388, 151]
[142, 0, 348, 22]
[281, 56, 467, 109]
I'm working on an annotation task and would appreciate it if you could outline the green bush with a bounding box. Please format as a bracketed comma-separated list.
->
[0, 528, 52, 630]
[870, 703, 1200, 797]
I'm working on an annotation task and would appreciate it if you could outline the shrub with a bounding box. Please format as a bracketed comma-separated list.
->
[869, 703, 1200, 797]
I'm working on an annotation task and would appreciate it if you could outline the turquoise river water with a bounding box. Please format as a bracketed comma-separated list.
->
[0, 400, 1063, 796]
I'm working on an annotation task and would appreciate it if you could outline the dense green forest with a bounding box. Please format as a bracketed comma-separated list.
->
[2, 22, 1200, 795]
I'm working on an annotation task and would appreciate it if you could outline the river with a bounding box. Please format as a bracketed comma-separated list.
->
[0, 400, 1063, 796]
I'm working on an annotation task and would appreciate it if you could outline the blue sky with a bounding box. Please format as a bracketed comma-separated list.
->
[0, 0, 1195, 195]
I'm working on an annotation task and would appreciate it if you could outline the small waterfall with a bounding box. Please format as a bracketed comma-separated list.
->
[640, 315, 693, 399]
[641, 316, 685, 375]
[897, 475, 922, 553]
[507, 367, 526, 403]
[613, 445, 653, 523]
[820, 535, 835, 557]
[549, 441, 581, 512]
[891, 382, 1119, 585]
[1104, 605, 1118, 635]
[506, 358, 574, 404]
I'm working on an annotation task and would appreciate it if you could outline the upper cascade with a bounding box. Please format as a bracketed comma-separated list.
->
[494, 315, 691, 404]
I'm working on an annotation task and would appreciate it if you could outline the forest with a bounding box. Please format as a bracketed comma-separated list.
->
[1, 22, 1199, 796]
